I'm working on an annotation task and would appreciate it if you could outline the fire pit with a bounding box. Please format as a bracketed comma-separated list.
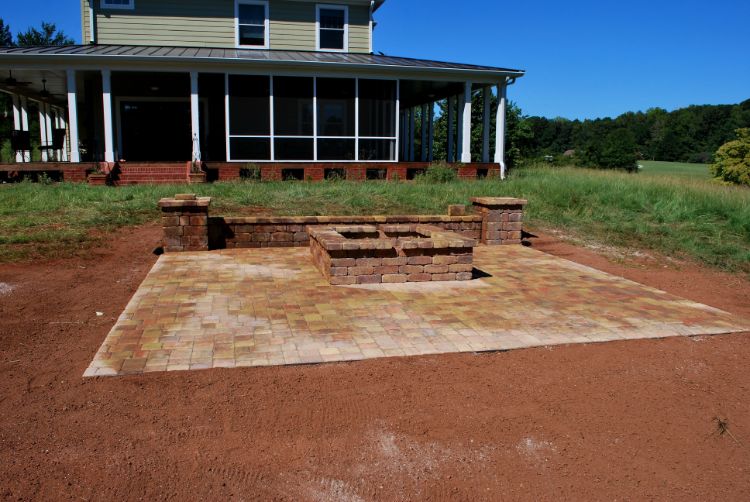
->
[309, 224, 476, 285]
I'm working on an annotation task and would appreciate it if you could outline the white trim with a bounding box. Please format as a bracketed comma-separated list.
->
[482, 87, 490, 163]
[394, 79, 400, 161]
[494, 82, 507, 178]
[447, 96, 454, 162]
[190, 71, 201, 162]
[316, 4, 349, 52]
[224, 73, 230, 162]
[460, 81, 472, 163]
[11, 94, 23, 162]
[226, 73, 398, 162]
[269, 75, 275, 160]
[101, 69, 114, 162]
[88, 0, 96, 43]
[100, 0, 134, 10]
[235, 0, 270, 49]
[58, 108, 69, 162]
[38, 105, 47, 162]
[312, 76, 318, 160]
[354, 77, 359, 160]
[368, 0, 374, 54]
[67, 70, 81, 162]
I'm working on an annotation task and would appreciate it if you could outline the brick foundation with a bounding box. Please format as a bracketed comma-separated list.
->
[309, 224, 475, 285]
[471, 197, 528, 245]
[204, 162, 499, 182]
[157, 194, 211, 252]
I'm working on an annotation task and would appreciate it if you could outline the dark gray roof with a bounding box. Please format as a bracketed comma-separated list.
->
[0, 44, 524, 78]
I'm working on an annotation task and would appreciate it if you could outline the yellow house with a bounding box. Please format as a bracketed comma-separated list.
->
[0, 0, 524, 182]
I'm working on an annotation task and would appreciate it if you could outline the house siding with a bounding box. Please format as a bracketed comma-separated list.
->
[82, 0, 371, 52]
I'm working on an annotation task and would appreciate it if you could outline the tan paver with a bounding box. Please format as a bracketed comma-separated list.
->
[84, 246, 750, 377]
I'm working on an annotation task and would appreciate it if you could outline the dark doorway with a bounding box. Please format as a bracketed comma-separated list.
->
[119, 101, 191, 161]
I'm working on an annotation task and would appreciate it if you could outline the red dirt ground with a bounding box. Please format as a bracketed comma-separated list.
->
[1, 223, 749, 501]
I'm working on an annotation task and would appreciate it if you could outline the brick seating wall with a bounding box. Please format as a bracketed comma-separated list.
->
[219, 215, 482, 249]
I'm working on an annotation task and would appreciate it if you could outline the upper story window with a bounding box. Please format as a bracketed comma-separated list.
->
[316, 5, 348, 52]
[236, 0, 269, 48]
[101, 0, 134, 9]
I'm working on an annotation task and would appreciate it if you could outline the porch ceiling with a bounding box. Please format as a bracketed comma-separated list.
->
[0, 69, 67, 106]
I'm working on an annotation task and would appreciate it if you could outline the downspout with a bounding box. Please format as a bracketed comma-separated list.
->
[369, 1, 374, 54]
[88, 0, 96, 44]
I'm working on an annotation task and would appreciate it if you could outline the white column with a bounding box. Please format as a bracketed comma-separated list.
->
[20, 96, 29, 162]
[494, 81, 508, 178]
[409, 107, 417, 162]
[428, 102, 434, 162]
[39, 103, 49, 162]
[482, 87, 491, 163]
[58, 108, 69, 162]
[447, 96, 454, 162]
[420, 103, 428, 161]
[45, 104, 54, 160]
[12, 94, 23, 162]
[395, 79, 400, 162]
[460, 81, 472, 163]
[66, 69, 81, 163]
[354, 78, 359, 161]
[190, 71, 201, 163]
[101, 69, 115, 163]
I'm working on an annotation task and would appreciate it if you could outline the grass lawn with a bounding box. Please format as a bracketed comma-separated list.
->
[1, 166, 748, 273]
[638, 160, 712, 180]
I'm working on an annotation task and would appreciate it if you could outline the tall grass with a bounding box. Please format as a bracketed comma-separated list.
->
[0, 167, 748, 272]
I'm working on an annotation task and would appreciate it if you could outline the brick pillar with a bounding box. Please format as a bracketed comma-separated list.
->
[471, 197, 528, 245]
[158, 194, 211, 252]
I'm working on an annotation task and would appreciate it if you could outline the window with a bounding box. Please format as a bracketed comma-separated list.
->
[228, 75, 271, 161]
[226, 75, 398, 162]
[317, 78, 355, 160]
[316, 5, 348, 51]
[274, 77, 314, 160]
[101, 0, 134, 9]
[237, 1, 269, 48]
[358, 79, 397, 161]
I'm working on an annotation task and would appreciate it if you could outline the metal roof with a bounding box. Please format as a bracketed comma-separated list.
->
[0, 45, 525, 79]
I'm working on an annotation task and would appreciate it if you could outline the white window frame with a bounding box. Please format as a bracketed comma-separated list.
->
[225, 73, 398, 163]
[100, 0, 134, 9]
[316, 4, 349, 52]
[235, 0, 270, 49]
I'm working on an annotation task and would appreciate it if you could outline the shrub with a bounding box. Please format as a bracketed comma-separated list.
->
[711, 128, 750, 186]
[416, 162, 458, 183]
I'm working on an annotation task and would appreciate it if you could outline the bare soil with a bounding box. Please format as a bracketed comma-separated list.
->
[1, 224, 749, 501]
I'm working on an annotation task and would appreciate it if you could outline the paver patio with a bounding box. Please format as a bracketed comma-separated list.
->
[84, 246, 750, 377]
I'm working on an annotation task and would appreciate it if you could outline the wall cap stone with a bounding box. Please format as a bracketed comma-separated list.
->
[158, 196, 211, 208]
[470, 197, 528, 207]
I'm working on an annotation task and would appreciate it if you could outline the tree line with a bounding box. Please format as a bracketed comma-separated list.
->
[519, 100, 750, 168]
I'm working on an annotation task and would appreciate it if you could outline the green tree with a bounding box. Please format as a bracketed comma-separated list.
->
[0, 19, 12, 47]
[16, 22, 74, 46]
[711, 128, 750, 186]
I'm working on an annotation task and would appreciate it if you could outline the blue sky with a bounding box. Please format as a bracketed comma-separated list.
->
[3, 0, 749, 119]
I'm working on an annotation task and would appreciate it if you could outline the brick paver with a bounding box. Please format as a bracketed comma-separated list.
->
[84, 246, 750, 377]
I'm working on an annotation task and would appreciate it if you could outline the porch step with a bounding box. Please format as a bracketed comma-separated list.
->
[114, 162, 189, 185]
